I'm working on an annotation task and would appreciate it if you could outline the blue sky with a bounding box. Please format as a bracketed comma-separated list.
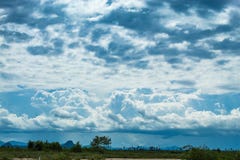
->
[0, 0, 240, 149]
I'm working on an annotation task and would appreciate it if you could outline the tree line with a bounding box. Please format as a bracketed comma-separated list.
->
[27, 135, 111, 152]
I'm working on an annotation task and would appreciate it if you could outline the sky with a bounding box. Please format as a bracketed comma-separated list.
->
[0, 0, 240, 149]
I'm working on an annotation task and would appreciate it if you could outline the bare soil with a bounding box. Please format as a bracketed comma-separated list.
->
[12, 158, 181, 160]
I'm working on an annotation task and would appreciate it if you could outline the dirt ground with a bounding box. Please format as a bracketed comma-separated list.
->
[12, 158, 181, 160]
[105, 159, 181, 160]
[12, 159, 36, 160]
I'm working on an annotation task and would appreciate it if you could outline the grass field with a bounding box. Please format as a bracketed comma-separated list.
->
[0, 147, 239, 160]
[0, 149, 185, 160]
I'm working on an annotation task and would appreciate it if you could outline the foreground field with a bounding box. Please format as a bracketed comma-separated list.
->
[0, 148, 239, 160]
[11, 159, 181, 160]
[0, 148, 187, 160]
[12, 159, 181, 160]
[105, 158, 181, 160]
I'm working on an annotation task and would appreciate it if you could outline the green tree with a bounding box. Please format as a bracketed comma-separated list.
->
[27, 140, 34, 149]
[49, 142, 62, 151]
[71, 141, 82, 152]
[90, 136, 111, 149]
[27, 140, 62, 151]
[35, 141, 44, 151]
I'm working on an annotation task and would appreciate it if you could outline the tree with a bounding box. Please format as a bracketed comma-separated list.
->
[71, 141, 82, 152]
[90, 136, 111, 149]
[35, 141, 44, 151]
[28, 140, 34, 149]
[27, 140, 62, 151]
[49, 142, 62, 151]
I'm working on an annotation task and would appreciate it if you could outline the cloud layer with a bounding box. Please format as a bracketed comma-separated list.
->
[0, 0, 240, 142]
[1, 88, 240, 137]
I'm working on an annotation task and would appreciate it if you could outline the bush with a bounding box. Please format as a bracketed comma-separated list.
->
[89, 155, 104, 160]
[27, 140, 62, 151]
[71, 141, 82, 152]
[51, 152, 71, 160]
[235, 152, 240, 160]
[188, 148, 218, 160]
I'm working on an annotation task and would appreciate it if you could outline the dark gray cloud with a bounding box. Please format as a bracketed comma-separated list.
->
[147, 0, 234, 14]
[86, 45, 118, 63]
[0, 0, 39, 24]
[0, 72, 16, 80]
[216, 60, 229, 66]
[212, 39, 240, 51]
[173, 0, 231, 15]
[0, 30, 32, 43]
[91, 28, 109, 42]
[100, 8, 163, 34]
[27, 38, 64, 55]
[171, 80, 196, 86]
[0, 0, 66, 29]
[1, 0, 238, 64]
[0, 44, 10, 49]
[96, 1, 238, 65]
[27, 46, 56, 55]
[165, 57, 183, 64]
[128, 60, 149, 69]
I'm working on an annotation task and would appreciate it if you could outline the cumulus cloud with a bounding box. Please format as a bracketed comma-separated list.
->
[51, 0, 146, 24]
[0, 0, 239, 95]
[169, 41, 190, 51]
[0, 0, 240, 140]
[0, 106, 37, 131]
[2, 88, 240, 135]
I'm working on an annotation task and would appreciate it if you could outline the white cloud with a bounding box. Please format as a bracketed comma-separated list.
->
[0, 107, 37, 130]
[1, 87, 240, 133]
[0, 36, 4, 44]
[109, 25, 156, 50]
[154, 33, 169, 39]
[0, 0, 240, 138]
[0, 1, 238, 97]
[159, 3, 232, 30]
[1, 34, 239, 96]
[169, 41, 190, 51]
[54, 0, 145, 20]
[0, 8, 7, 20]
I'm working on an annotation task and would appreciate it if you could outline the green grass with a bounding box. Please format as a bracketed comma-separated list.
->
[0, 147, 239, 160]
[0, 148, 184, 160]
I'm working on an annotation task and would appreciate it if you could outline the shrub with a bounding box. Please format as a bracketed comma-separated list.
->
[188, 148, 218, 160]
[71, 141, 82, 152]
[235, 152, 240, 160]
[89, 154, 104, 160]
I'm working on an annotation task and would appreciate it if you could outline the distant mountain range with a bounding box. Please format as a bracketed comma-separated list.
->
[0, 140, 75, 149]
[0, 141, 27, 148]
[0, 141, 4, 146]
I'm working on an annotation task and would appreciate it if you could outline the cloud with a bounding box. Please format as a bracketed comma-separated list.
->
[103, 89, 240, 134]
[0, 30, 32, 43]
[0, 87, 240, 137]
[0, 72, 17, 80]
[213, 39, 240, 51]
[0, 0, 240, 142]
[169, 41, 190, 51]
[0, 106, 37, 131]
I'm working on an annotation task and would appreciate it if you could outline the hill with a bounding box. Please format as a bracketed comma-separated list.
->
[1, 141, 27, 148]
[62, 140, 75, 149]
